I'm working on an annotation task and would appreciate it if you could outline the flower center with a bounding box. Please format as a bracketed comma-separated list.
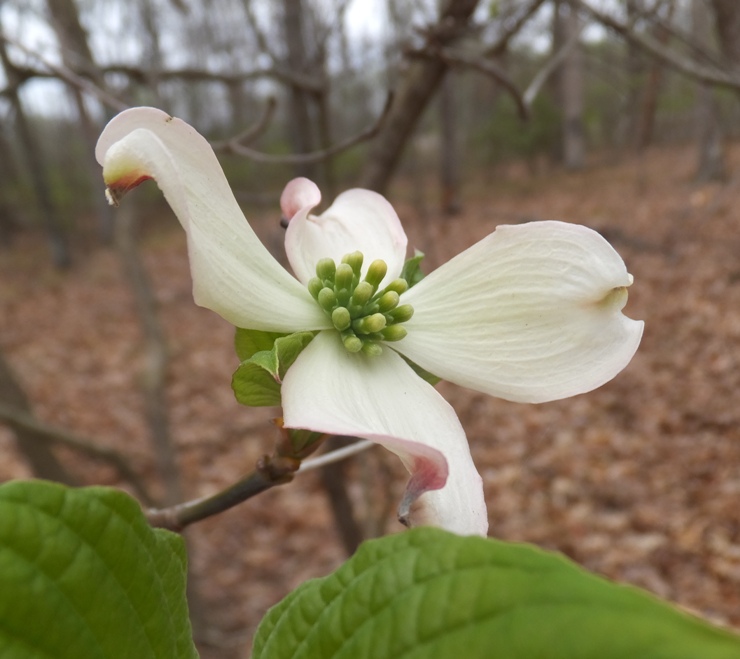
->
[307, 251, 414, 356]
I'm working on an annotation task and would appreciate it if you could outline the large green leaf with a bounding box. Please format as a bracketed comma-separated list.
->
[0, 480, 197, 659]
[232, 330, 315, 407]
[253, 527, 740, 659]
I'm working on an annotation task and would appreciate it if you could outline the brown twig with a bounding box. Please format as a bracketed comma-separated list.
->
[146, 453, 300, 531]
[215, 93, 393, 165]
[408, 45, 529, 120]
[147, 427, 330, 531]
[210, 97, 277, 150]
[0, 33, 127, 111]
[0, 403, 154, 504]
[483, 0, 549, 58]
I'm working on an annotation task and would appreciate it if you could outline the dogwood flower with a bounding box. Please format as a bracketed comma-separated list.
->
[96, 107, 643, 537]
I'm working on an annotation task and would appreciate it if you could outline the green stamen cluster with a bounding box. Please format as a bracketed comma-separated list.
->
[308, 251, 414, 355]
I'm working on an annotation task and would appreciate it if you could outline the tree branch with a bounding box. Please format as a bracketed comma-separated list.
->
[408, 45, 529, 120]
[574, 0, 740, 91]
[0, 33, 127, 111]
[146, 453, 300, 531]
[210, 96, 277, 150]
[0, 403, 154, 504]
[102, 64, 326, 94]
[214, 93, 392, 164]
[523, 18, 585, 110]
[483, 0, 549, 58]
[146, 433, 372, 531]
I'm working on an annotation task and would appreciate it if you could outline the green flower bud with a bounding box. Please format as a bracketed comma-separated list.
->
[383, 279, 409, 295]
[342, 251, 364, 277]
[317, 287, 337, 312]
[335, 263, 354, 291]
[351, 281, 374, 307]
[388, 304, 414, 323]
[307, 277, 323, 299]
[353, 313, 387, 335]
[364, 259, 387, 288]
[377, 291, 400, 313]
[315, 258, 336, 282]
[381, 325, 407, 342]
[331, 306, 351, 331]
[342, 333, 363, 353]
[361, 342, 383, 357]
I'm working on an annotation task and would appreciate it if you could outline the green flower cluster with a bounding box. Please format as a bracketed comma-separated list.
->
[307, 251, 414, 355]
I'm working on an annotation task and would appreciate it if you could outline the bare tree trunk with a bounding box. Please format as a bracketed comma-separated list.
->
[0, 23, 70, 269]
[0, 351, 75, 484]
[0, 129, 24, 246]
[559, 1, 585, 169]
[319, 437, 364, 555]
[138, 0, 165, 107]
[359, 0, 481, 193]
[618, 0, 645, 150]
[282, 0, 317, 180]
[634, 5, 673, 151]
[115, 204, 182, 505]
[438, 71, 461, 215]
[45, 0, 116, 243]
[694, 0, 725, 181]
[712, 0, 740, 67]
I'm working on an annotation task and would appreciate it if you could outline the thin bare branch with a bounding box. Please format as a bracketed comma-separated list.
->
[147, 428, 330, 531]
[103, 63, 325, 94]
[0, 33, 127, 111]
[409, 45, 529, 120]
[146, 433, 373, 532]
[215, 93, 392, 164]
[523, 19, 585, 110]
[484, 0, 549, 58]
[574, 0, 740, 91]
[210, 96, 277, 149]
[146, 454, 299, 531]
[0, 403, 154, 504]
[298, 439, 374, 473]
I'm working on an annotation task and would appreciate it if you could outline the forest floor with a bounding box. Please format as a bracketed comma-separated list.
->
[2, 143, 740, 657]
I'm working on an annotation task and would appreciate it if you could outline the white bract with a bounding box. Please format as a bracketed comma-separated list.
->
[96, 107, 644, 537]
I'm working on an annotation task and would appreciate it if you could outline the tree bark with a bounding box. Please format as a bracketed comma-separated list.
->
[0, 21, 70, 269]
[694, 0, 725, 181]
[558, 1, 585, 169]
[711, 0, 740, 68]
[634, 4, 673, 151]
[45, 0, 116, 243]
[438, 71, 461, 214]
[359, 0, 481, 193]
[282, 0, 317, 180]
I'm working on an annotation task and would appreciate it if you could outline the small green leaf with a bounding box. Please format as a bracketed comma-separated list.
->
[253, 527, 740, 659]
[0, 480, 197, 659]
[235, 327, 285, 361]
[232, 331, 315, 407]
[400, 249, 426, 288]
[232, 358, 283, 406]
[273, 332, 314, 380]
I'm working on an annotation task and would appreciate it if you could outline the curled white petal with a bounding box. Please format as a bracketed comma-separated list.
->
[284, 185, 408, 287]
[96, 107, 329, 333]
[399, 221, 644, 403]
[282, 331, 488, 536]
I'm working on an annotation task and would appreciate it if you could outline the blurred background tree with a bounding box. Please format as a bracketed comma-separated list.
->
[1, 0, 739, 265]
